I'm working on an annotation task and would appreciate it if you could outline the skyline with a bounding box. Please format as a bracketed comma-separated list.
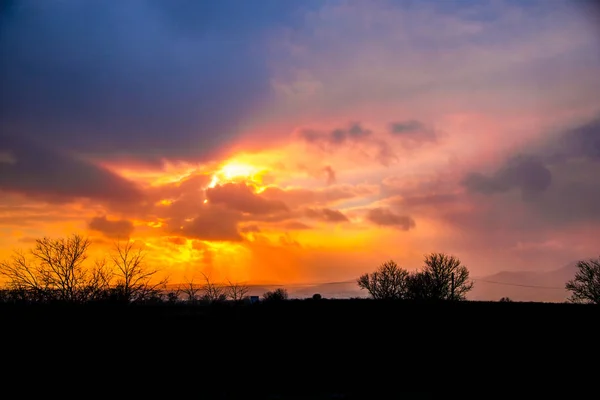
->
[1, 0, 600, 294]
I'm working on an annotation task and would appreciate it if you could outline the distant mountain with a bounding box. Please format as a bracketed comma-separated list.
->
[468, 262, 578, 302]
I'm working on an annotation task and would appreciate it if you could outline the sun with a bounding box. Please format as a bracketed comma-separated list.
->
[208, 161, 264, 189]
[221, 162, 258, 180]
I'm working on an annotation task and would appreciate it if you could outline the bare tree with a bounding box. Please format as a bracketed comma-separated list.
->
[357, 260, 410, 300]
[413, 253, 474, 301]
[200, 272, 226, 303]
[84, 257, 114, 301]
[0, 250, 46, 301]
[110, 240, 168, 303]
[225, 280, 249, 302]
[178, 277, 202, 304]
[0, 234, 108, 302]
[566, 257, 600, 304]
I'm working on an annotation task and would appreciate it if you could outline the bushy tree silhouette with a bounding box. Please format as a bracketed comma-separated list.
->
[406, 271, 436, 301]
[263, 288, 288, 302]
[565, 256, 600, 304]
[357, 254, 473, 301]
[407, 253, 473, 301]
[357, 260, 410, 299]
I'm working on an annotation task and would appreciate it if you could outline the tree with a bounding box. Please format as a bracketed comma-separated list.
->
[179, 278, 202, 304]
[565, 257, 600, 304]
[200, 272, 227, 303]
[225, 279, 249, 302]
[405, 271, 436, 301]
[263, 288, 288, 302]
[0, 234, 110, 302]
[407, 253, 473, 301]
[357, 260, 410, 300]
[109, 240, 168, 303]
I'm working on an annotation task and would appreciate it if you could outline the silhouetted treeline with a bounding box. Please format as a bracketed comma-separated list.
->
[1, 234, 599, 306]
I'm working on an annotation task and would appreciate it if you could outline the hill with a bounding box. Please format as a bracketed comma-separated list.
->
[469, 261, 577, 302]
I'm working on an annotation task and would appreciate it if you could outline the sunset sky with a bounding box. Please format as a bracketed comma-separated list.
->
[1, 0, 599, 287]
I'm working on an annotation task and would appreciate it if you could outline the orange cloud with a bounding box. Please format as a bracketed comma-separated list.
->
[206, 183, 289, 215]
[88, 215, 134, 239]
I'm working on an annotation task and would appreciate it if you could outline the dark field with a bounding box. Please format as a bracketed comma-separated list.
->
[1, 299, 598, 399]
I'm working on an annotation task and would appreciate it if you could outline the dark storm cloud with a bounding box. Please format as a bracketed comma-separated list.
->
[460, 116, 600, 224]
[463, 155, 552, 200]
[88, 216, 134, 239]
[0, 133, 143, 203]
[0, 0, 314, 164]
[553, 117, 600, 161]
[366, 208, 415, 230]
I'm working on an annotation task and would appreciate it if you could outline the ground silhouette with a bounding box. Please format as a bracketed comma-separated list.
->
[1, 298, 598, 399]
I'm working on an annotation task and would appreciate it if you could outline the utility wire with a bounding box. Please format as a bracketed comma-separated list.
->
[471, 278, 565, 290]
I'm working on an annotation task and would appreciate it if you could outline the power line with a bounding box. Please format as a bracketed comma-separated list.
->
[471, 278, 564, 290]
[172, 278, 565, 291]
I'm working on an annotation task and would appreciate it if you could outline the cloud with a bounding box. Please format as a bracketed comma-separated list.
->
[323, 165, 336, 185]
[305, 208, 349, 223]
[297, 122, 372, 150]
[147, 174, 212, 203]
[296, 122, 399, 166]
[0, 133, 143, 204]
[283, 221, 313, 230]
[0, 0, 318, 165]
[206, 183, 289, 215]
[0, 151, 16, 165]
[88, 215, 134, 239]
[389, 120, 437, 147]
[177, 205, 243, 242]
[463, 155, 552, 200]
[552, 117, 600, 161]
[459, 116, 600, 224]
[261, 184, 377, 209]
[166, 236, 187, 246]
[240, 225, 261, 233]
[390, 120, 426, 134]
[366, 208, 415, 230]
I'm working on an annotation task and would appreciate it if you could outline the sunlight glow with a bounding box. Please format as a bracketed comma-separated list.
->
[207, 160, 267, 189]
[222, 162, 258, 180]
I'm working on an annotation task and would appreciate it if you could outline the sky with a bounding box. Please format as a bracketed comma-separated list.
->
[1, 0, 600, 289]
